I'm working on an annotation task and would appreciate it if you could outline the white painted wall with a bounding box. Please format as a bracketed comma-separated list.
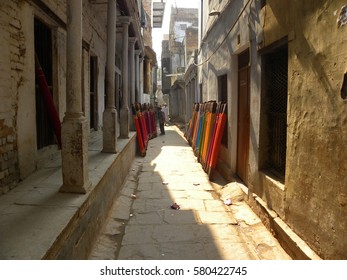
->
[199, 0, 260, 178]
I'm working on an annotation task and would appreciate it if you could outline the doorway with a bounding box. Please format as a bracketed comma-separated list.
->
[34, 18, 54, 149]
[90, 56, 97, 130]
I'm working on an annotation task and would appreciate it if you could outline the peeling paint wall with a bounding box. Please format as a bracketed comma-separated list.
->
[284, 0, 347, 259]
[257, 0, 347, 259]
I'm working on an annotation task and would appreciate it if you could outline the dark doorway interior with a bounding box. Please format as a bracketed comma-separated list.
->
[34, 18, 54, 149]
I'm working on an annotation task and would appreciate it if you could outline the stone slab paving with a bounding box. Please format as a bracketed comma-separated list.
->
[89, 126, 291, 260]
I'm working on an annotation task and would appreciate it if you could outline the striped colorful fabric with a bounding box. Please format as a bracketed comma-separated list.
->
[185, 101, 227, 178]
[207, 104, 227, 178]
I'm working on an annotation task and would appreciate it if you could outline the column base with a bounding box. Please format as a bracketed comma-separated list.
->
[120, 107, 130, 138]
[60, 182, 91, 194]
[102, 108, 118, 153]
[60, 115, 90, 194]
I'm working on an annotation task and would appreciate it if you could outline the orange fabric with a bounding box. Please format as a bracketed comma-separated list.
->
[209, 113, 227, 170]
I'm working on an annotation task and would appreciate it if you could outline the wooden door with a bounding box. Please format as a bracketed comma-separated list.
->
[237, 66, 250, 184]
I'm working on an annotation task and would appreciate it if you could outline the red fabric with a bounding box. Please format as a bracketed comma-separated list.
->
[134, 116, 145, 156]
[139, 113, 148, 148]
[209, 113, 227, 170]
[35, 62, 62, 148]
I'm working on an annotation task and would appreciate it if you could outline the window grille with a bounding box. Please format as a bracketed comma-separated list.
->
[266, 45, 288, 176]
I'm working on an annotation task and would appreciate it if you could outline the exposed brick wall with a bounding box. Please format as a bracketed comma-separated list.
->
[0, 1, 22, 194]
[185, 27, 198, 58]
[0, 120, 18, 194]
[185, 27, 198, 50]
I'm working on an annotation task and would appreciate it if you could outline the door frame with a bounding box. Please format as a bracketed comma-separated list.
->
[236, 50, 250, 184]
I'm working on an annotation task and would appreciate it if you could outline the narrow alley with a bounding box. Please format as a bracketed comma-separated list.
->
[1, 0, 346, 266]
[89, 125, 290, 260]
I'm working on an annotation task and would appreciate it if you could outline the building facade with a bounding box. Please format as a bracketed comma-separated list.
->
[198, 0, 347, 259]
[161, 36, 171, 96]
[142, 0, 158, 104]
[0, 0, 150, 195]
[165, 6, 198, 122]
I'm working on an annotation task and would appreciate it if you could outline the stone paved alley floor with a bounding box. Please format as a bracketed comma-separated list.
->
[89, 125, 291, 260]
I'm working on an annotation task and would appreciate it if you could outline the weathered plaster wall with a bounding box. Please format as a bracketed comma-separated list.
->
[252, 0, 290, 222]
[258, 0, 288, 48]
[202, 0, 230, 38]
[169, 85, 185, 121]
[0, 1, 33, 193]
[16, 2, 36, 180]
[83, 0, 107, 130]
[285, 0, 347, 259]
[260, 0, 347, 259]
[201, 0, 347, 259]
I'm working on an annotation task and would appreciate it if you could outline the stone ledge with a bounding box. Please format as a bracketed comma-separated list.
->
[258, 171, 285, 218]
[44, 133, 137, 259]
[217, 179, 321, 259]
[246, 189, 321, 260]
[0, 132, 136, 259]
[272, 217, 321, 260]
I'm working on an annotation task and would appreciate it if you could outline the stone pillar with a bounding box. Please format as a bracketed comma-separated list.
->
[149, 63, 155, 105]
[60, 0, 90, 194]
[139, 55, 144, 103]
[120, 17, 130, 138]
[144, 57, 151, 94]
[103, 0, 117, 153]
[135, 50, 141, 103]
[129, 38, 136, 131]
[129, 38, 136, 106]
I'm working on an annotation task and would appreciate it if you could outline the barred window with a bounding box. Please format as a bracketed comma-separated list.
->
[264, 45, 288, 177]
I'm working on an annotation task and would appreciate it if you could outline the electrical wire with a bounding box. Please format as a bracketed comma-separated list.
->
[194, 0, 253, 67]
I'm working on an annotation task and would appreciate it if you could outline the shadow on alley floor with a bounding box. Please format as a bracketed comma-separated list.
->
[89, 125, 291, 260]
